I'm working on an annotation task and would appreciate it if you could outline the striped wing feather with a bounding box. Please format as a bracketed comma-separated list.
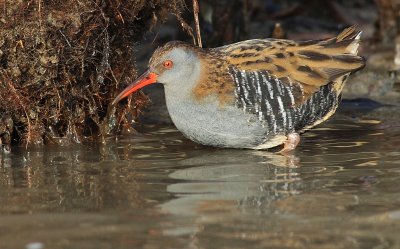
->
[219, 26, 366, 104]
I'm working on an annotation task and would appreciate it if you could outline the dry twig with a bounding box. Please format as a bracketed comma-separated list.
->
[175, 13, 196, 46]
[192, 0, 202, 47]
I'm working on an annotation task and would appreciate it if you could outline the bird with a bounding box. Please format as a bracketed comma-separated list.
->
[112, 26, 366, 152]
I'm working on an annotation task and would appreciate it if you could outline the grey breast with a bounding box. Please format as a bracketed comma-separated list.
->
[164, 91, 270, 148]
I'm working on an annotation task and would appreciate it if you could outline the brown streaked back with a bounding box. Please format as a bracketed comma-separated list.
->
[215, 25, 366, 104]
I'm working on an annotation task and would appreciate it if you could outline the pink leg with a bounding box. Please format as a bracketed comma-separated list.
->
[279, 133, 300, 154]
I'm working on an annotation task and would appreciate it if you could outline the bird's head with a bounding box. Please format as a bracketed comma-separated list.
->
[111, 41, 199, 106]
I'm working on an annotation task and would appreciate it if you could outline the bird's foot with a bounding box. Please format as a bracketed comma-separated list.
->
[278, 133, 300, 154]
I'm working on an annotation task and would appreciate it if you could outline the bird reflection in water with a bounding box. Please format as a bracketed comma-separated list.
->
[159, 150, 304, 239]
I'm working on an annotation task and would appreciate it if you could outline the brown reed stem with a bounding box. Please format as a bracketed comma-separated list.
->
[193, 0, 202, 47]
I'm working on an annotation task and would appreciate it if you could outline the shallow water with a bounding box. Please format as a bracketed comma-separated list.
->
[1, 106, 400, 249]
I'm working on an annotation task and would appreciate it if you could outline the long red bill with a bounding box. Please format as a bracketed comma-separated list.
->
[111, 69, 158, 106]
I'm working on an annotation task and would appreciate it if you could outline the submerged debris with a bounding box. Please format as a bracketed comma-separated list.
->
[0, 0, 185, 147]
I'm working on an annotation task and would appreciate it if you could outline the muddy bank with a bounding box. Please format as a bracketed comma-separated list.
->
[0, 0, 185, 148]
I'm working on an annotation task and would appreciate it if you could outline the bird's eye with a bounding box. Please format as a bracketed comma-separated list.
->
[163, 60, 173, 69]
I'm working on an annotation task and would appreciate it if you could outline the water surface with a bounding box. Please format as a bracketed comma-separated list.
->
[1, 106, 400, 249]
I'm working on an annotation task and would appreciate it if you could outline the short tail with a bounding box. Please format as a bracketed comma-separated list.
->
[294, 25, 366, 84]
[336, 25, 362, 55]
[315, 25, 365, 70]
[291, 25, 366, 97]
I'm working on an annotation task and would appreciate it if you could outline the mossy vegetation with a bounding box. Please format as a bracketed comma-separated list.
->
[0, 0, 185, 148]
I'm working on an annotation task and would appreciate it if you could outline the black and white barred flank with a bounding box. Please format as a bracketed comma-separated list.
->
[229, 67, 340, 136]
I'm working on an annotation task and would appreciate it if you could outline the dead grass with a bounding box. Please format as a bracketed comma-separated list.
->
[0, 0, 185, 147]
